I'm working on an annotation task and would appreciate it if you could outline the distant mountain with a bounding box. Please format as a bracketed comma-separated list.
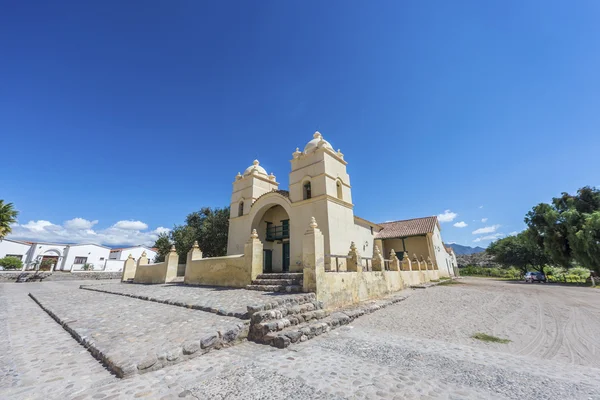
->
[445, 243, 486, 256]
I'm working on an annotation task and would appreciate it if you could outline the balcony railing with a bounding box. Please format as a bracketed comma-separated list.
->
[266, 224, 289, 241]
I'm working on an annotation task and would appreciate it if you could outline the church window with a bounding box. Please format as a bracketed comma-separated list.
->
[336, 180, 343, 200]
[303, 182, 312, 200]
[238, 201, 244, 217]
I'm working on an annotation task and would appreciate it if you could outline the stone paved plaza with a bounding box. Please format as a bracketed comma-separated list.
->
[29, 288, 249, 378]
[1, 279, 600, 399]
[80, 282, 314, 319]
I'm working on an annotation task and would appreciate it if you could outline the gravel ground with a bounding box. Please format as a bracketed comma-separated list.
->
[1, 278, 600, 399]
[354, 277, 600, 368]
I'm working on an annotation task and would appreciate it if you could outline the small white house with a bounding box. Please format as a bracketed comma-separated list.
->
[109, 246, 158, 262]
[0, 239, 119, 272]
[0, 239, 34, 264]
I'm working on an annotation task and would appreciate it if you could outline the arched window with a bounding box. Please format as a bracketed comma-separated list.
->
[238, 201, 244, 217]
[336, 180, 343, 200]
[303, 181, 312, 200]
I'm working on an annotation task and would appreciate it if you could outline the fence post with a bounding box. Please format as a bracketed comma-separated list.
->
[165, 245, 179, 283]
[389, 249, 400, 271]
[372, 245, 384, 271]
[303, 217, 325, 294]
[244, 229, 263, 283]
[347, 242, 362, 272]
[187, 240, 203, 264]
[121, 254, 136, 281]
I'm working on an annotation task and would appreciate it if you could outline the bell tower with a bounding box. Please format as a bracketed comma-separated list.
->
[227, 160, 278, 255]
[288, 132, 354, 256]
[229, 160, 278, 219]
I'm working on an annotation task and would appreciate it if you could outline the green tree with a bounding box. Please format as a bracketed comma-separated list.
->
[525, 186, 600, 273]
[0, 256, 23, 270]
[487, 230, 549, 274]
[152, 206, 230, 263]
[190, 207, 230, 258]
[153, 232, 172, 263]
[0, 200, 19, 239]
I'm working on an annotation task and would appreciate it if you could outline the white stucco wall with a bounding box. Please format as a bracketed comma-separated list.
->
[62, 244, 110, 271]
[109, 247, 157, 262]
[430, 225, 454, 277]
[0, 239, 33, 267]
[353, 220, 376, 258]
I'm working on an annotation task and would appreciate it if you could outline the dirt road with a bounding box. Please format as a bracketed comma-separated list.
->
[353, 277, 600, 368]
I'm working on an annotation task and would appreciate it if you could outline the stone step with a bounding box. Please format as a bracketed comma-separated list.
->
[250, 299, 324, 324]
[245, 284, 303, 293]
[249, 307, 330, 341]
[256, 273, 303, 280]
[251, 278, 302, 286]
[262, 294, 410, 348]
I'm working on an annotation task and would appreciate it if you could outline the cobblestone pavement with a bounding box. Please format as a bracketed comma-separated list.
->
[29, 286, 248, 378]
[2, 279, 600, 399]
[81, 282, 312, 318]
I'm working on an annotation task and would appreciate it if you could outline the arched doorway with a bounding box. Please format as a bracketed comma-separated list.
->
[39, 249, 62, 271]
[252, 204, 290, 273]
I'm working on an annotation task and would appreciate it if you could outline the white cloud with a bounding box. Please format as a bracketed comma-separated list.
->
[473, 233, 505, 243]
[8, 218, 163, 246]
[21, 220, 62, 232]
[479, 205, 484, 209]
[112, 220, 148, 230]
[472, 224, 501, 235]
[64, 218, 98, 230]
[453, 221, 468, 228]
[481, 218, 488, 223]
[509, 231, 519, 236]
[153, 227, 171, 235]
[438, 210, 458, 223]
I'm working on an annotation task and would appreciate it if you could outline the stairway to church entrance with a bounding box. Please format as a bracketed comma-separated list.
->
[246, 272, 303, 292]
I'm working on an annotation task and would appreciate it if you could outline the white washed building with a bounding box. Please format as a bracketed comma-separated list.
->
[0, 239, 125, 272]
[109, 246, 157, 263]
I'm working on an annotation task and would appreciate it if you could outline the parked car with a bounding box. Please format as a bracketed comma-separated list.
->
[524, 271, 546, 283]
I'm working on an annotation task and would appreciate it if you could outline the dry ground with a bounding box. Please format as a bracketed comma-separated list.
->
[1, 278, 599, 399]
[355, 277, 600, 368]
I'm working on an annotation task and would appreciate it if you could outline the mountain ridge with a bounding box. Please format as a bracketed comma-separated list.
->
[445, 243, 486, 256]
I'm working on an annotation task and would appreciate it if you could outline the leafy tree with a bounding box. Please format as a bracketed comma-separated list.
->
[153, 233, 172, 263]
[188, 207, 230, 258]
[0, 200, 19, 239]
[569, 211, 600, 274]
[153, 206, 230, 263]
[487, 230, 549, 274]
[0, 256, 23, 270]
[525, 186, 600, 273]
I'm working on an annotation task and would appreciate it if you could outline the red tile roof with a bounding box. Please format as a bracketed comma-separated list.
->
[376, 216, 438, 239]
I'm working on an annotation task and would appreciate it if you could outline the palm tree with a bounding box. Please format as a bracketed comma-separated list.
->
[0, 200, 19, 239]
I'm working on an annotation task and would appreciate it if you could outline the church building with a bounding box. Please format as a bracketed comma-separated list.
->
[227, 132, 457, 277]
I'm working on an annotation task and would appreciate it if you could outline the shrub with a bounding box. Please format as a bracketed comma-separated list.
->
[81, 263, 94, 271]
[0, 256, 23, 270]
[39, 258, 55, 271]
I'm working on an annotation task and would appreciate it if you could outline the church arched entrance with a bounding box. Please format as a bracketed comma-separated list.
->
[251, 204, 290, 273]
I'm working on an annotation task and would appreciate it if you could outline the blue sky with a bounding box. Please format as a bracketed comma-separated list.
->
[2, 1, 599, 247]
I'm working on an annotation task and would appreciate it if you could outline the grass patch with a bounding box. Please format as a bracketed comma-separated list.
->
[471, 332, 511, 344]
[437, 279, 463, 286]
[463, 275, 520, 281]
[439, 276, 451, 280]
